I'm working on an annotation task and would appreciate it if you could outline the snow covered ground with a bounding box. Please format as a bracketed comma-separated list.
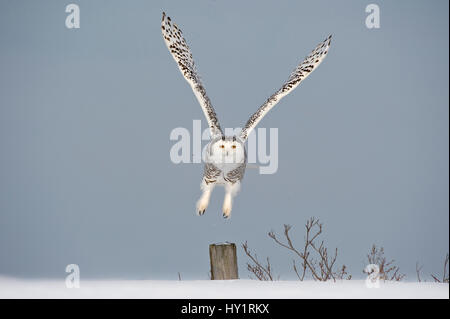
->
[0, 277, 448, 299]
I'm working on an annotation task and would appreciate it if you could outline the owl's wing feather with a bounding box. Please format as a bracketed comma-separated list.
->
[239, 35, 332, 141]
[161, 12, 223, 138]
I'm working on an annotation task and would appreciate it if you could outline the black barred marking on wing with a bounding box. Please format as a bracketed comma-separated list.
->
[161, 12, 223, 137]
[203, 163, 222, 184]
[240, 35, 331, 141]
[203, 162, 246, 185]
[225, 163, 246, 184]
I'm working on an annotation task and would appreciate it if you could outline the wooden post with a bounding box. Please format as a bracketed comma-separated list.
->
[209, 243, 239, 280]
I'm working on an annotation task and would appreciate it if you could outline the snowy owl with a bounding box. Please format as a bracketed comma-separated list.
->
[161, 12, 331, 218]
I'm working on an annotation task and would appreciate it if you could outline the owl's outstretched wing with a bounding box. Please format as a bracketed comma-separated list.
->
[161, 12, 223, 138]
[239, 35, 332, 141]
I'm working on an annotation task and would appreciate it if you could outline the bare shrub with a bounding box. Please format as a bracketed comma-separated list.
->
[242, 241, 278, 281]
[241, 218, 446, 283]
[431, 253, 449, 283]
[366, 244, 405, 281]
[416, 262, 423, 282]
[268, 217, 351, 281]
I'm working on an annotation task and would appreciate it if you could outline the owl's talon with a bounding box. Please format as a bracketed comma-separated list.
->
[222, 209, 231, 219]
[198, 209, 206, 216]
[196, 196, 210, 216]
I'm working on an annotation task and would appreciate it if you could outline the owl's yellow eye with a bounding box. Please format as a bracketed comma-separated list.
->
[232, 145, 236, 149]
[220, 145, 225, 148]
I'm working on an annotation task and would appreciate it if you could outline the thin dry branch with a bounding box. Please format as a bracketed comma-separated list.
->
[366, 245, 405, 281]
[336, 265, 352, 280]
[242, 241, 277, 281]
[415, 262, 423, 283]
[268, 217, 350, 281]
[431, 253, 449, 283]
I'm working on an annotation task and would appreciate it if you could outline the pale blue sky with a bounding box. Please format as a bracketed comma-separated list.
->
[0, 0, 448, 280]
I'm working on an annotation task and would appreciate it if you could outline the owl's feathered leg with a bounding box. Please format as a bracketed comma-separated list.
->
[196, 179, 215, 216]
[222, 182, 241, 219]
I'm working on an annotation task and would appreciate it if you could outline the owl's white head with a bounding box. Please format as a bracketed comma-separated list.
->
[206, 136, 246, 166]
